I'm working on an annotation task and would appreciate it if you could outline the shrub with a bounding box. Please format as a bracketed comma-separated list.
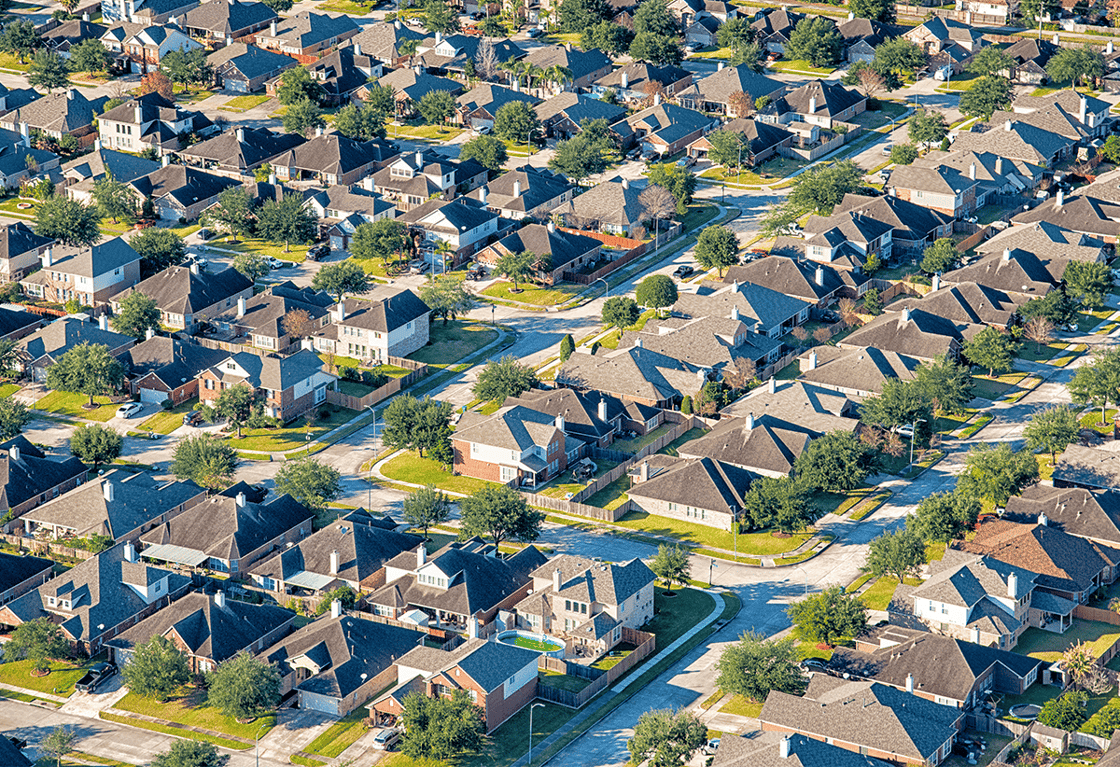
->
[362, 368, 389, 387]
[161, 399, 174, 410]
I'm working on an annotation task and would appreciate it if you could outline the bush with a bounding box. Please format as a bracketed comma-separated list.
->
[338, 366, 360, 381]
[362, 368, 389, 387]
[161, 399, 174, 410]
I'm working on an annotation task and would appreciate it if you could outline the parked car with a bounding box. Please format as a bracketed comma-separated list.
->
[799, 658, 828, 673]
[372, 728, 401, 751]
[527, 26, 543, 36]
[75, 662, 116, 693]
[306, 244, 330, 261]
[882, 144, 892, 156]
[196, 228, 212, 241]
[672, 264, 694, 278]
[183, 410, 204, 427]
[116, 402, 143, 419]
[703, 739, 720, 755]
[676, 156, 696, 168]
[411, 260, 431, 274]
[265, 257, 287, 269]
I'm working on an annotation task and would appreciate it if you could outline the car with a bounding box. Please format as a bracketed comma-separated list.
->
[75, 662, 116, 693]
[895, 424, 915, 438]
[372, 728, 401, 751]
[883, 144, 894, 156]
[411, 260, 431, 274]
[703, 739, 720, 755]
[627, 148, 642, 160]
[676, 156, 696, 168]
[185, 254, 209, 267]
[799, 658, 828, 673]
[672, 264, 694, 278]
[266, 257, 287, 269]
[306, 244, 330, 261]
[527, 26, 543, 36]
[196, 228, 212, 241]
[470, 10, 483, 18]
[116, 402, 143, 419]
[183, 410, 204, 427]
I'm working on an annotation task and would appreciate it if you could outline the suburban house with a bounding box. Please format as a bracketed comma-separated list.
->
[62, 146, 161, 205]
[106, 23, 202, 68]
[952, 119, 1071, 169]
[96, 93, 215, 156]
[307, 184, 397, 249]
[272, 132, 399, 187]
[274, 46, 381, 106]
[838, 17, 901, 63]
[377, 67, 463, 117]
[553, 178, 647, 237]
[674, 63, 784, 116]
[903, 17, 985, 76]
[0, 306, 42, 342]
[591, 62, 692, 103]
[523, 44, 612, 92]
[110, 264, 253, 331]
[139, 489, 315, 574]
[179, 126, 306, 176]
[839, 308, 971, 362]
[622, 103, 718, 157]
[41, 19, 109, 56]
[618, 314, 783, 373]
[711, 732, 896, 767]
[401, 198, 504, 266]
[0, 541, 191, 654]
[127, 165, 242, 222]
[1053, 445, 1120, 491]
[0, 221, 54, 283]
[372, 149, 464, 212]
[206, 281, 334, 354]
[535, 92, 627, 140]
[722, 379, 861, 436]
[476, 223, 600, 285]
[978, 221, 1108, 264]
[106, 590, 295, 674]
[182, 0, 279, 42]
[751, 8, 803, 53]
[626, 455, 753, 531]
[198, 349, 337, 421]
[832, 194, 953, 258]
[348, 21, 425, 67]
[17, 317, 135, 382]
[0, 551, 53, 608]
[207, 43, 299, 93]
[413, 33, 522, 78]
[675, 280, 810, 339]
[0, 89, 107, 141]
[686, 118, 794, 167]
[1005, 485, 1120, 549]
[1004, 37, 1059, 84]
[795, 346, 920, 397]
[885, 163, 980, 219]
[798, 209, 893, 271]
[252, 12, 360, 57]
[100, 0, 200, 25]
[942, 247, 1062, 300]
[0, 436, 88, 531]
[468, 167, 574, 221]
[556, 346, 709, 408]
[1012, 89, 1110, 140]
[675, 413, 809, 477]
[910, 148, 1043, 209]
[720, 257, 843, 308]
[121, 335, 229, 405]
[502, 387, 661, 447]
[0, 143, 58, 190]
[452, 406, 570, 487]
[1012, 189, 1120, 242]
[759, 79, 866, 130]
[310, 289, 430, 363]
[891, 282, 1021, 331]
[455, 83, 540, 130]
[20, 239, 141, 306]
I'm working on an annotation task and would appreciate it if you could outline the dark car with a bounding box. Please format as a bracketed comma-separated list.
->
[527, 26, 543, 36]
[306, 244, 330, 261]
[183, 410, 204, 427]
[75, 662, 116, 693]
[672, 264, 694, 278]
[799, 658, 828, 673]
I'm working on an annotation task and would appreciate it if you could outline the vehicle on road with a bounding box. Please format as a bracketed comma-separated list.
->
[672, 264, 694, 278]
[196, 228, 212, 241]
[527, 26, 542, 36]
[882, 144, 892, 156]
[799, 658, 828, 673]
[306, 244, 330, 261]
[116, 403, 143, 419]
[265, 257, 288, 269]
[372, 728, 401, 751]
[75, 662, 116, 693]
[183, 410, 204, 427]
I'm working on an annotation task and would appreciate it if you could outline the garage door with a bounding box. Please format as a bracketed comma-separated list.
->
[300, 692, 339, 715]
[139, 388, 165, 404]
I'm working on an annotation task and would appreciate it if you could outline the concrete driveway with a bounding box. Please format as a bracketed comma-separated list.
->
[105, 402, 161, 435]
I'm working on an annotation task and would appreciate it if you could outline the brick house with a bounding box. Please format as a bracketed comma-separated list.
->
[453, 406, 569, 488]
[16, 316, 136, 384]
[122, 336, 229, 406]
[0, 551, 53, 608]
[0, 436, 88, 533]
[626, 454, 752, 531]
[20, 239, 141, 307]
[198, 349, 337, 421]
[110, 263, 254, 332]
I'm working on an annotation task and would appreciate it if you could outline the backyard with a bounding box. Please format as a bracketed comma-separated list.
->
[1015, 620, 1120, 663]
[535, 459, 621, 499]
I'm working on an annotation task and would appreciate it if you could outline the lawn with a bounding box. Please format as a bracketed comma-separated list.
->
[581, 475, 630, 511]
[219, 94, 270, 112]
[678, 203, 720, 232]
[34, 391, 119, 422]
[859, 576, 920, 610]
[700, 155, 806, 185]
[610, 423, 676, 454]
[228, 404, 358, 453]
[463, 700, 576, 767]
[100, 711, 249, 750]
[767, 59, 835, 75]
[719, 695, 763, 718]
[140, 398, 199, 435]
[482, 281, 582, 307]
[113, 688, 276, 741]
[381, 450, 500, 495]
[0, 382, 19, 399]
[304, 708, 368, 758]
[0, 52, 30, 72]
[935, 71, 982, 91]
[386, 121, 464, 142]
[969, 372, 1027, 401]
[688, 46, 733, 59]
[320, 0, 377, 12]
[1077, 307, 1114, 333]
[612, 510, 811, 555]
[1015, 620, 1120, 663]
[539, 670, 592, 693]
[998, 683, 1115, 723]
[409, 321, 498, 368]
[657, 427, 707, 457]
[536, 459, 620, 499]
[647, 587, 715, 646]
[0, 658, 101, 697]
[1080, 407, 1117, 435]
[1018, 341, 1068, 363]
[207, 236, 306, 262]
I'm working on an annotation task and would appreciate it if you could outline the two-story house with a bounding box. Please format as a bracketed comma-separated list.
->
[205, 281, 334, 354]
[674, 280, 811, 339]
[0, 436, 88, 534]
[272, 132, 399, 187]
[128, 163, 243, 222]
[0, 88, 108, 142]
[800, 209, 894, 270]
[107, 22, 203, 68]
[181, 0, 278, 44]
[16, 315, 136, 382]
[110, 263, 253, 331]
[252, 12, 359, 57]
[886, 163, 979, 219]
[371, 150, 483, 212]
[198, 348, 337, 421]
[97, 93, 214, 156]
[453, 406, 569, 487]
[122, 334, 229, 405]
[310, 288, 430, 363]
[401, 197, 504, 266]
[179, 125, 306, 176]
[0, 221, 53, 284]
[591, 62, 692, 103]
[20, 239, 141, 307]
[306, 182, 397, 250]
[468, 167, 574, 221]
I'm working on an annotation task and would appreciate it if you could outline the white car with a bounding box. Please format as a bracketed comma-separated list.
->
[265, 257, 286, 269]
[372, 728, 400, 751]
[116, 402, 143, 419]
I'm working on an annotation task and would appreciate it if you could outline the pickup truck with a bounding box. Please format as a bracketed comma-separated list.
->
[75, 662, 116, 693]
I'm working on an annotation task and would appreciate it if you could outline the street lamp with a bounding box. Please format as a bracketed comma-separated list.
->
[594, 276, 608, 298]
[528, 702, 546, 767]
[791, 566, 808, 596]
[708, 557, 718, 587]
[255, 722, 269, 767]
[907, 418, 927, 467]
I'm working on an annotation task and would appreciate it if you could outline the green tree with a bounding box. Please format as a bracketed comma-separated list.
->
[0, 398, 29, 439]
[739, 475, 816, 532]
[908, 490, 980, 543]
[921, 237, 957, 274]
[1020, 289, 1076, 326]
[957, 442, 1039, 506]
[402, 485, 451, 540]
[548, 120, 615, 183]
[1101, 135, 1120, 164]
[495, 250, 535, 290]
[111, 291, 160, 340]
[208, 188, 253, 243]
[629, 32, 682, 65]
[46, 343, 124, 408]
[867, 527, 926, 583]
[914, 354, 973, 416]
[203, 382, 255, 438]
[420, 274, 473, 325]
[627, 709, 706, 767]
[257, 194, 315, 252]
[28, 50, 69, 93]
[1064, 260, 1112, 309]
[206, 652, 280, 722]
[849, 0, 894, 20]
[276, 66, 323, 106]
[459, 134, 508, 172]
[333, 100, 387, 141]
[459, 484, 545, 547]
[649, 544, 690, 594]
[787, 586, 868, 647]
[121, 635, 190, 701]
[959, 75, 1012, 120]
[967, 46, 1013, 77]
[281, 97, 324, 137]
[706, 129, 751, 170]
[786, 16, 841, 66]
[69, 39, 111, 77]
[39, 727, 77, 767]
[964, 325, 1017, 377]
[422, 0, 460, 34]
[1037, 691, 1089, 731]
[874, 37, 926, 77]
[784, 160, 862, 217]
[1070, 351, 1120, 424]
[1024, 405, 1081, 462]
[34, 195, 100, 247]
[1046, 45, 1104, 87]
[417, 89, 455, 125]
[695, 225, 738, 277]
[559, 334, 575, 362]
[859, 379, 931, 430]
[715, 631, 805, 703]
[312, 259, 371, 302]
[160, 47, 211, 94]
[646, 163, 696, 214]
[70, 423, 122, 469]
[559, 0, 610, 31]
[634, 0, 677, 35]
[350, 218, 409, 270]
[636, 274, 678, 312]
[908, 109, 949, 150]
[274, 456, 342, 516]
[232, 252, 269, 283]
[5, 618, 68, 673]
[400, 690, 485, 761]
[171, 433, 237, 490]
[793, 430, 875, 493]
[472, 355, 538, 402]
[889, 143, 918, 165]
[130, 227, 186, 275]
[151, 740, 229, 767]
[579, 21, 634, 55]
[717, 17, 756, 49]
[0, 20, 38, 63]
[381, 395, 453, 460]
[493, 100, 539, 143]
[601, 295, 640, 330]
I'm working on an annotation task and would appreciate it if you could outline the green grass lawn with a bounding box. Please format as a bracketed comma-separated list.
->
[657, 428, 707, 457]
[970, 372, 1027, 401]
[582, 475, 630, 511]
[208, 235, 306, 262]
[935, 71, 982, 91]
[320, 0, 377, 12]
[229, 404, 358, 452]
[1077, 307, 1114, 333]
[1016, 620, 1120, 663]
[381, 450, 499, 495]
[700, 155, 807, 185]
[463, 700, 576, 767]
[100, 711, 249, 750]
[34, 391, 119, 422]
[647, 588, 715, 646]
[536, 459, 620, 499]
[1080, 408, 1117, 434]
[539, 670, 592, 693]
[719, 695, 763, 718]
[612, 510, 810, 555]
[482, 281, 582, 307]
[0, 382, 19, 399]
[113, 688, 276, 741]
[409, 321, 498, 368]
[610, 423, 676, 453]
[767, 59, 835, 75]
[1018, 341, 1068, 363]
[386, 122, 464, 142]
[304, 708, 368, 758]
[859, 576, 920, 610]
[678, 203, 720, 232]
[0, 52, 30, 71]
[687, 46, 733, 59]
[140, 398, 199, 435]
[0, 658, 101, 697]
[219, 94, 270, 112]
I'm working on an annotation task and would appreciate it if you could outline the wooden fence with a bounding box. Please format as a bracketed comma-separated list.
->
[535, 628, 656, 708]
[561, 223, 683, 285]
[1073, 604, 1120, 626]
[955, 226, 992, 253]
[782, 123, 863, 162]
[0, 532, 96, 561]
[19, 303, 67, 318]
[326, 364, 429, 410]
[758, 350, 800, 381]
[520, 493, 633, 521]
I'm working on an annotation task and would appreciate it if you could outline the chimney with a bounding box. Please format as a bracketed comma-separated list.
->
[145, 327, 155, 341]
[809, 96, 817, 113]
[235, 491, 246, 507]
[94, 138, 101, 151]
[621, 72, 628, 89]
[479, 186, 488, 204]
[902, 308, 911, 322]
[1080, 96, 1088, 124]
[42, 247, 52, 267]
[635, 337, 643, 348]
[268, 172, 276, 185]
[361, 176, 374, 192]
[932, 273, 941, 291]
[746, 412, 754, 430]
[654, 93, 661, 106]
[82, 10, 89, 19]
[353, 42, 361, 56]
[731, 305, 740, 321]
[1002, 248, 1011, 262]
[553, 567, 561, 592]
[19, 122, 28, 149]
[1057, 189, 1064, 208]
[808, 351, 817, 370]
[99, 314, 108, 331]
[905, 673, 914, 693]
[335, 299, 345, 322]
[969, 162, 975, 180]
[512, 78, 520, 92]
[415, 150, 423, 166]
[190, 261, 200, 275]
[513, 180, 522, 198]
[717, 61, 724, 71]
[315, 126, 324, 137]
[331, 599, 342, 618]
[236, 296, 246, 318]
[417, 544, 426, 567]
[814, 266, 823, 286]
[639, 461, 649, 481]
[236, 127, 244, 142]
[66, 89, 74, 100]
[1008, 571, 1018, 598]
[330, 550, 339, 575]
[779, 737, 791, 759]
[847, 9, 854, 17]
[565, 42, 572, 51]
[436, 30, 442, 43]
[270, 19, 277, 35]
[123, 541, 136, 562]
[547, 220, 555, 233]
[214, 590, 225, 608]
[621, 178, 629, 189]
[8, 445, 17, 462]
[597, 397, 607, 421]
[395, 18, 401, 28]
[697, 368, 707, 387]
[134, 105, 142, 124]
[162, 154, 170, 168]
[995, 157, 1003, 174]
[768, 377, 776, 394]
[1110, 40, 1115, 54]
[555, 413, 565, 432]
[1039, 512, 1048, 527]
[1004, 119, 1012, 132]
[1053, 32, 1060, 45]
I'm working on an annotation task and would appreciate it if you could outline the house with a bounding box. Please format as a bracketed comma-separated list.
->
[0, 89, 107, 142]
[0, 550, 53, 607]
[885, 163, 980, 218]
[668, 0, 737, 26]
[675, 64, 784, 116]
[675, 412, 809, 477]
[686, 118, 793, 166]
[128, 164, 242, 222]
[1012, 89, 1109, 140]
[307, 184, 397, 250]
[1053, 445, 1120, 492]
[20, 238, 141, 308]
[198, 349, 337, 421]
[107, 590, 295, 674]
[892, 279, 1022, 330]
[914, 148, 1044, 208]
[832, 194, 953, 258]
[675, 280, 811, 339]
[683, 15, 721, 48]
[626, 455, 753, 531]
[372, 149, 466, 212]
[311, 289, 429, 363]
[182, 0, 279, 43]
[140, 488, 315, 573]
[829, 624, 1042, 708]
[0, 436, 88, 531]
[0, 144, 59, 191]
[977, 220, 1108, 263]
[839, 308, 970, 363]
[0, 541, 191, 654]
[591, 62, 692, 103]
[205, 281, 334, 354]
[249, 511, 422, 596]
[903, 17, 985, 76]
[759, 678, 963, 766]
[366, 538, 547, 631]
[0, 221, 53, 283]
[101, 0, 200, 25]
[452, 406, 570, 487]
[951, 119, 1071, 169]
[347, 20, 425, 67]
[502, 387, 662, 447]
[623, 103, 717, 157]
[262, 607, 427, 716]
[751, 8, 803, 53]
[179, 126, 305, 176]
[413, 33, 522, 78]
[111, 23, 203, 68]
[455, 83, 539, 130]
[710, 732, 895, 767]
[272, 132, 398, 187]
[513, 554, 655, 655]
[719, 256, 843, 308]
[535, 92, 628, 141]
[377, 68, 462, 118]
[62, 145, 161, 205]
[0, 306, 42, 342]
[523, 45, 613, 92]
[552, 178, 646, 237]
[121, 335, 229, 405]
[476, 223, 600, 285]
[618, 314, 784, 372]
[556, 346, 711, 408]
[1004, 37, 1059, 84]
[0, 84, 41, 119]
[41, 19, 109, 56]
[16, 316, 135, 382]
[374, 637, 540, 731]
[955, 0, 1017, 23]
[253, 12, 359, 57]
[110, 263, 253, 331]
[941, 247, 1061, 300]
[795, 346, 920, 398]
[801, 208, 893, 270]
[400, 198, 503, 266]
[98, 93, 214, 156]
[281, 46, 381, 106]
[838, 17, 901, 64]
[207, 43, 298, 93]
[1005, 485, 1120, 549]
[469, 167, 575, 221]
[760, 80, 866, 132]
[1011, 190, 1120, 242]
[21, 470, 204, 544]
[721, 378, 862, 435]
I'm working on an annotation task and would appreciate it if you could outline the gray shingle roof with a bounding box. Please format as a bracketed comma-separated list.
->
[555, 179, 645, 228]
[112, 264, 252, 317]
[454, 405, 562, 452]
[557, 346, 707, 403]
[2, 89, 106, 134]
[488, 224, 598, 270]
[677, 280, 810, 334]
[273, 133, 397, 176]
[18, 318, 133, 363]
[44, 237, 141, 279]
[330, 286, 429, 334]
[712, 732, 893, 767]
[0, 549, 52, 595]
[676, 64, 783, 104]
[534, 91, 627, 126]
[627, 455, 754, 513]
[795, 345, 919, 395]
[677, 416, 808, 475]
[182, 0, 278, 35]
[267, 11, 358, 50]
[180, 126, 305, 170]
[529, 554, 654, 605]
[891, 282, 1022, 327]
[0, 436, 86, 515]
[1005, 485, 1120, 546]
[208, 348, 330, 393]
[207, 42, 298, 80]
[456, 83, 539, 117]
[722, 380, 859, 435]
[840, 307, 970, 360]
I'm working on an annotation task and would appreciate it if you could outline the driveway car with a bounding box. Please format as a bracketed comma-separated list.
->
[672, 264, 694, 278]
[116, 402, 143, 419]
[372, 729, 400, 751]
[75, 662, 116, 692]
[183, 410, 204, 427]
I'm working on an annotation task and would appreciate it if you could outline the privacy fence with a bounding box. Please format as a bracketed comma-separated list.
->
[535, 627, 656, 708]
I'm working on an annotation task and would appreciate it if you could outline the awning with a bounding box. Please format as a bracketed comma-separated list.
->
[140, 543, 208, 567]
[1032, 590, 1077, 616]
[286, 570, 337, 591]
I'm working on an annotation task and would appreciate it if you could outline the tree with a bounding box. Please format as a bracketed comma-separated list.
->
[1020, 289, 1076, 326]
[908, 109, 949, 150]
[459, 485, 544, 547]
[849, 0, 894, 21]
[70, 423, 122, 469]
[867, 527, 926, 583]
[111, 292, 161, 341]
[909, 490, 980, 543]
[420, 274, 473, 325]
[558, 334, 576, 363]
[1064, 260, 1112, 309]
[783, 160, 862, 218]
[706, 129, 751, 170]
[634, 0, 676, 35]
[495, 250, 535, 291]
[46, 343, 124, 408]
[6, 618, 68, 673]
[640, 184, 677, 238]
[39, 727, 77, 767]
[559, 0, 611, 31]
[281, 97, 324, 137]
[1024, 405, 1080, 462]
[382, 395, 454, 460]
[695, 225, 739, 278]
[274, 456, 342, 516]
[793, 430, 876, 493]
[860, 379, 931, 430]
[402, 485, 451, 540]
[959, 75, 1012, 120]
[232, 254, 271, 285]
[0, 20, 38, 63]
[209, 188, 253, 243]
[548, 118, 615, 183]
[580, 21, 634, 56]
[629, 32, 682, 65]
[400, 690, 486, 761]
[889, 143, 918, 165]
[276, 66, 323, 106]
[601, 296, 640, 330]
[206, 652, 280, 722]
[204, 383, 256, 439]
[70, 39, 111, 77]
[914, 354, 973, 417]
[715, 631, 805, 703]
[786, 16, 841, 66]
[1070, 357, 1118, 426]
[417, 89, 456, 126]
[28, 50, 68, 93]
[473, 355, 538, 402]
[152, 741, 229, 767]
[1102, 135, 1120, 164]
[921, 237, 957, 274]
[957, 442, 1039, 506]
[964, 326, 1017, 377]
[493, 100, 539, 143]
[1037, 691, 1089, 731]
[422, 0, 460, 33]
[740, 476, 816, 533]
[257, 194, 315, 252]
[34, 195, 100, 247]
[171, 433, 237, 490]
[1046, 45, 1104, 88]
[0, 398, 29, 439]
[627, 709, 707, 767]
[140, 70, 174, 100]
[874, 37, 925, 77]
[967, 46, 1013, 77]
[650, 544, 690, 594]
[350, 218, 409, 269]
[636, 274, 678, 312]
[130, 227, 186, 276]
[787, 586, 868, 647]
[277, 309, 313, 343]
[120, 634, 190, 701]
[1024, 316, 1055, 354]
[161, 48, 211, 94]
[459, 134, 508, 172]
[717, 17, 755, 50]
[647, 163, 696, 215]
[312, 261, 371, 304]
[333, 100, 388, 141]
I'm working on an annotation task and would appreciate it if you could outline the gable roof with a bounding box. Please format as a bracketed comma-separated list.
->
[182, 0, 278, 34]
[213, 281, 333, 338]
[555, 178, 645, 227]
[273, 133, 398, 175]
[594, 61, 690, 90]
[0, 548, 52, 595]
[454, 405, 562, 453]
[712, 732, 893, 767]
[490, 224, 598, 269]
[677, 279, 811, 332]
[378, 67, 462, 102]
[206, 348, 331, 392]
[530, 554, 654, 605]
[832, 193, 953, 242]
[523, 45, 612, 82]
[557, 346, 706, 403]
[891, 282, 1022, 327]
[18, 318, 133, 363]
[625, 103, 713, 146]
[112, 264, 252, 316]
[1005, 485, 1120, 546]
[628, 455, 753, 513]
[774, 79, 864, 118]
[2, 89, 107, 133]
[63, 147, 161, 185]
[1052, 445, 1120, 492]
[678, 416, 808, 475]
[121, 336, 228, 389]
[534, 91, 627, 126]
[207, 42, 298, 80]
[795, 345, 920, 394]
[456, 83, 539, 116]
[841, 307, 971, 360]
[619, 314, 782, 368]
[942, 248, 1059, 295]
[333, 286, 429, 333]
[267, 10, 358, 49]
[129, 165, 242, 209]
[721, 255, 842, 303]
[476, 167, 572, 214]
[722, 379, 859, 434]
[398, 636, 539, 692]
[677, 64, 783, 103]
[180, 126, 305, 170]
[349, 21, 424, 61]
[42, 237, 141, 279]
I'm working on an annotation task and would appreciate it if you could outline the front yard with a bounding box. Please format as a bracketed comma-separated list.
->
[409, 321, 498, 368]
[969, 371, 1029, 401]
[1015, 620, 1120, 663]
[612, 510, 811, 555]
[482, 281, 582, 307]
[227, 404, 358, 453]
[0, 658, 104, 697]
[380, 450, 499, 495]
[112, 688, 276, 741]
[34, 391, 120, 422]
[1077, 308, 1114, 333]
[140, 398, 199, 435]
[207, 236, 307, 262]
[385, 121, 464, 143]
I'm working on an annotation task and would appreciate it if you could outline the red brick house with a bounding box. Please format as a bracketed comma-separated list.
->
[452, 405, 568, 488]
[198, 349, 337, 422]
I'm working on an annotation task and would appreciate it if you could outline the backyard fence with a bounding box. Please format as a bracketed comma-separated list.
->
[955, 226, 992, 252]
[520, 493, 633, 522]
[535, 628, 656, 708]
[781, 123, 862, 162]
[560, 224, 683, 285]
[989, 720, 1034, 767]
[1073, 604, 1120, 626]
[964, 713, 1031, 738]
[19, 303, 67, 318]
[0, 532, 96, 560]
[325, 364, 429, 410]
[758, 351, 800, 381]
